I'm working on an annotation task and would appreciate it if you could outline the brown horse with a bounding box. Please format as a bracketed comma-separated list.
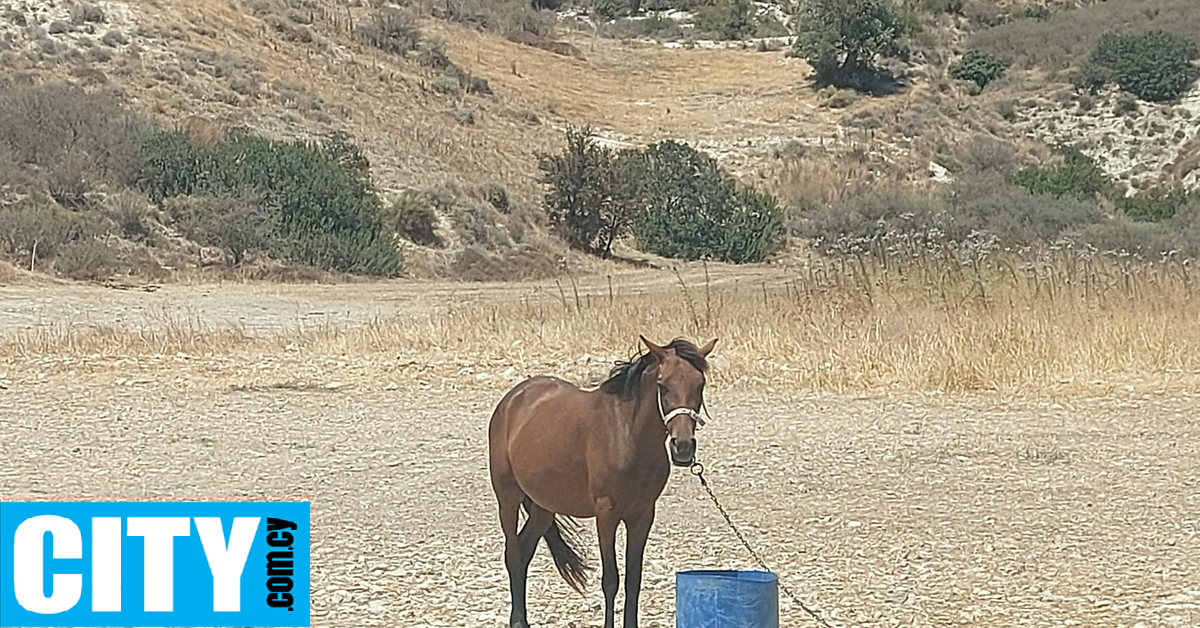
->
[488, 335, 717, 628]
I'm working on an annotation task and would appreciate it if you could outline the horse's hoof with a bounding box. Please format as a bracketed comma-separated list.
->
[510, 622, 531, 628]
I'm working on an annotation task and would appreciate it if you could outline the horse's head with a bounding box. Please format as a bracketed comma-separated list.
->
[640, 335, 717, 467]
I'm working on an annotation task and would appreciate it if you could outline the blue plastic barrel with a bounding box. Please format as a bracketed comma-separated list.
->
[675, 569, 779, 628]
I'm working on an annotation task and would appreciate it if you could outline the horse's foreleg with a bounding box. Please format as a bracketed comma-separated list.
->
[596, 506, 621, 628]
[622, 507, 655, 628]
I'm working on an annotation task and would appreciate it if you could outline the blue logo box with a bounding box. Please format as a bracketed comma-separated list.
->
[0, 501, 310, 627]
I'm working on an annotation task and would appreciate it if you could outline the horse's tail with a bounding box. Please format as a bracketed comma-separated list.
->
[544, 515, 591, 594]
[521, 498, 591, 594]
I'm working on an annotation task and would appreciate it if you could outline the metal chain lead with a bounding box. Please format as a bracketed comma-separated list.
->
[689, 461, 836, 628]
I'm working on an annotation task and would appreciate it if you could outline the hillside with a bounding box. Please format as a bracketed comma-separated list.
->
[1, 0, 1199, 284]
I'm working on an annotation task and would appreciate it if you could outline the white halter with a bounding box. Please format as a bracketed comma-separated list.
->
[657, 386, 706, 427]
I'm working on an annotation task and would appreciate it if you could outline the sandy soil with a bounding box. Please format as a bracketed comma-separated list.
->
[2, 376, 1197, 628]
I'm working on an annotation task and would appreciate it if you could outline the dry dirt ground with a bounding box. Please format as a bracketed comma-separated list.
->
[3, 279, 1200, 628]
[0, 263, 791, 335]
[1, 378, 1197, 628]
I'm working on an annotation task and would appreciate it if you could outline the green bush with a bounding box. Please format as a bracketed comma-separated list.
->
[1011, 147, 1115, 201]
[950, 49, 1008, 89]
[1077, 30, 1200, 102]
[788, 0, 909, 85]
[629, 140, 784, 263]
[136, 128, 401, 276]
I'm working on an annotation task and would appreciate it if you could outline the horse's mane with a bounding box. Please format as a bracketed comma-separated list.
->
[598, 338, 708, 400]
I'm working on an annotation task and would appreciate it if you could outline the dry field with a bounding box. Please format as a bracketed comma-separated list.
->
[2, 258, 1200, 628]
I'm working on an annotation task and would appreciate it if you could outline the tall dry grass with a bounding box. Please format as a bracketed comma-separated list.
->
[6, 243, 1200, 395]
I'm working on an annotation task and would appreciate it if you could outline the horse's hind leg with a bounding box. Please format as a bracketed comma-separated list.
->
[511, 498, 555, 628]
[494, 476, 553, 628]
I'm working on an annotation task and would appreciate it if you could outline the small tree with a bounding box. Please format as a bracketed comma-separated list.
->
[537, 126, 637, 258]
[164, 191, 280, 267]
[789, 0, 909, 85]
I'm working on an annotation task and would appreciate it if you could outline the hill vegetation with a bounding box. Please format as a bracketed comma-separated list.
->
[0, 0, 1198, 284]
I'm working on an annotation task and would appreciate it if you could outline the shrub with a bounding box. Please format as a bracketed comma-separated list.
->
[164, 191, 280, 266]
[1022, 4, 1051, 21]
[482, 184, 510, 213]
[950, 49, 1008, 89]
[921, 0, 963, 15]
[629, 140, 784, 263]
[947, 172, 1104, 246]
[967, 0, 1200, 76]
[383, 192, 442, 247]
[1080, 203, 1200, 257]
[0, 82, 151, 186]
[954, 135, 1018, 174]
[104, 190, 156, 242]
[439, 0, 556, 37]
[788, 0, 909, 85]
[46, 152, 91, 209]
[1077, 30, 1200, 102]
[791, 182, 946, 253]
[601, 15, 684, 40]
[591, 0, 638, 19]
[416, 38, 452, 70]
[53, 237, 119, 280]
[357, 7, 420, 55]
[1011, 147, 1115, 201]
[0, 201, 93, 261]
[431, 74, 462, 95]
[136, 128, 401, 276]
[694, 0, 755, 41]
[537, 126, 636, 257]
[1116, 187, 1194, 222]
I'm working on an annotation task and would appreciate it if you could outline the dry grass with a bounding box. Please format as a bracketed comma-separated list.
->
[6, 250, 1199, 396]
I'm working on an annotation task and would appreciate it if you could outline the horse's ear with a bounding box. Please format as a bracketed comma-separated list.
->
[698, 338, 718, 357]
[640, 335, 667, 361]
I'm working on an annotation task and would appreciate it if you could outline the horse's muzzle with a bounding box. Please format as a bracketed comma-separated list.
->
[670, 437, 696, 467]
